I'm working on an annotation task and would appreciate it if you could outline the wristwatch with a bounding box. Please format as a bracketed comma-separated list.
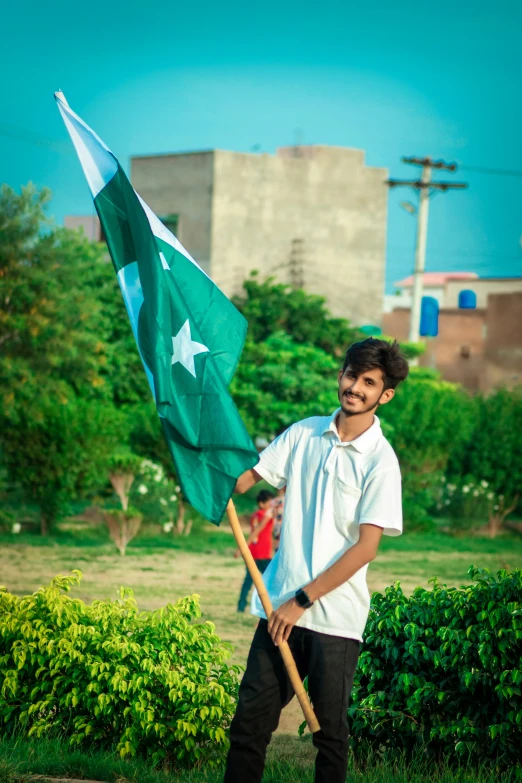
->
[295, 588, 314, 609]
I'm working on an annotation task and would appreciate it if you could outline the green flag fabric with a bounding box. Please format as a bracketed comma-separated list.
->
[56, 92, 258, 524]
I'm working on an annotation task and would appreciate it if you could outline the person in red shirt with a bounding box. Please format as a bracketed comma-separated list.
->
[236, 490, 275, 612]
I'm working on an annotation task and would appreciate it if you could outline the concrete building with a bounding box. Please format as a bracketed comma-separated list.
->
[64, 214, 102, 242]
[130, 145, 389, 326]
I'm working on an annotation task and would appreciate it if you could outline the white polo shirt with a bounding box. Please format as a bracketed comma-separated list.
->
[251, 409, 403, 642]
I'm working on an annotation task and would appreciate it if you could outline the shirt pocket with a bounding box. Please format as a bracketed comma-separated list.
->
[333, 477, 362, 540]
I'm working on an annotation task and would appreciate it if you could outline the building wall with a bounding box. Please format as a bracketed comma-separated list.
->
[482, 292, 522, 392]
[64, 215, 102, 241]
[444, 278, 522, 309]
[131, 152, 214, 274]
[131, 146, 388, 326]
[211, 146, 388, 325]
[382, 307, 486, 393]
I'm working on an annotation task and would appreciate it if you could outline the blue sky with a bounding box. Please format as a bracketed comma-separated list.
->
[1, 0, 521, 293]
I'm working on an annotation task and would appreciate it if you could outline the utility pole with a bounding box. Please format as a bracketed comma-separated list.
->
[387, 157, 468, 343]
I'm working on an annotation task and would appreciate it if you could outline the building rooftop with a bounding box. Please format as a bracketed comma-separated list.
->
[395, 272, 478, 288]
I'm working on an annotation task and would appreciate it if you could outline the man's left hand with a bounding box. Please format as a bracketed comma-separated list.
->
[267, 598, 306, 646]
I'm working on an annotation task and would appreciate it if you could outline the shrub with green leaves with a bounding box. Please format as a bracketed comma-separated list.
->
[349, 566, 522, 765]
[0, 572, 240, 767]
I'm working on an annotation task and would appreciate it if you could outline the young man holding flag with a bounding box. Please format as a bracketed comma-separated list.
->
[225, 337, 409, 783]
[55, 93, 407, 783]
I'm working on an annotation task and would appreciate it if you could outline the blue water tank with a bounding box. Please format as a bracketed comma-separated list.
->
[420, 296, 439, 337]
[459, 289, 477, 309]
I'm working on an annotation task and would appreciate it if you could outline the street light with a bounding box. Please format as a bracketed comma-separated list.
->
[400, 201, 417, 215]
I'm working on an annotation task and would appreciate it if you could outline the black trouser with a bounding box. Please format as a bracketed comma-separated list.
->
[237, 559, 271, 611]
[224, 619, 360, 783]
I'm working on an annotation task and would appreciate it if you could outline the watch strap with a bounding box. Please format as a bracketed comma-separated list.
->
[295, 588, 314, 609]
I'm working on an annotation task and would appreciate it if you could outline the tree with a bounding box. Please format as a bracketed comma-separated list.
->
[232, 273, 361, 356]
[449, 389, 522, 536]
[0, 183, 149, 420]
[231, 331, 339, 438]
[379, 372, 476, 475]
[1, 399, 123, 534]
[378, 372, 477, 528]
[0, 185, 108, 416]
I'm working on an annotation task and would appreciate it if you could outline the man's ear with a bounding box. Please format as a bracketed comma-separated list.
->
[379, 388, 395, 406]
[338, 368, 344, 384]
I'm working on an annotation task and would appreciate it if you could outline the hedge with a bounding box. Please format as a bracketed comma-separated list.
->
[0, 572, 239, 767]
[349, 566, 522, 765]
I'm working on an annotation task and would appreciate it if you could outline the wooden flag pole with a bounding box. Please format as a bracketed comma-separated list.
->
[226, 499, 320, 733]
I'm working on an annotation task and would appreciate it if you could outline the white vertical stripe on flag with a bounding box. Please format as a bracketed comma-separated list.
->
[55, 93, 117, 198]
[56, 93, 209, 279]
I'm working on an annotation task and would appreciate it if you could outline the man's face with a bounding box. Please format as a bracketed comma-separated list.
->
[337, 364, 394, 416]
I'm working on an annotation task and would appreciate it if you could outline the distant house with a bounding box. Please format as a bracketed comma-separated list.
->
[382, 274, 522, 394]
[383, 272, 478, 313]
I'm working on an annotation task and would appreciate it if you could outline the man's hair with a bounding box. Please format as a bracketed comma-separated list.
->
[256, 489, 275, 504]
[341, 338, 409, 390]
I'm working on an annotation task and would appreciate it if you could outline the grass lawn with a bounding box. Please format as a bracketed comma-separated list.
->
[1, 733, 521, 783]
[1, 510, 521, 781]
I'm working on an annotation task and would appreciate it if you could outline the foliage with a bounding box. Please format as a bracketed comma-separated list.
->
[130, 459, 182, 530]
[348, 566, 522, 765]
[439, 477, 517, 538]
[231, 331, 339, 438]
[0, 185, 110, 416]
[448, 389, 522, 534]
[0, 400, 123, 534]
[379, 374, 476, 526]
[381, 335, 425, 362]
[380, 375, 476, 475]
[0, 183, 149, 419]
[0, 572, 240, 767]
[232, 273, 361, 356]
[400, 471, 441, 532]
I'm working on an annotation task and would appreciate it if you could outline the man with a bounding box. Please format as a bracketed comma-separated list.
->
[236, 489, 275, 612]
[224, 338, 409, 783]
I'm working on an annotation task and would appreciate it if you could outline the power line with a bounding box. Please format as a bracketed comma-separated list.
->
[0, 123, 72, 154]
[457, 164, 522, 178]
[387, 246, 521, 260]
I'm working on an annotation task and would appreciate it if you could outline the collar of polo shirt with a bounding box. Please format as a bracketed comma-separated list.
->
[322, 408, 383, 454]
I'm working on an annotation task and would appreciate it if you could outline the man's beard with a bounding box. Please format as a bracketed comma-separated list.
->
[338, 391, 380, 417]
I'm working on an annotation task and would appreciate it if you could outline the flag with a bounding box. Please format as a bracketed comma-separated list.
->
[55, 92, 258, 524]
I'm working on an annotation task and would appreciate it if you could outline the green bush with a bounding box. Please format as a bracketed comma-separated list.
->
[380, 375, 476, 476]
[349, 566, 522, 765]
[1, 400, 124, 535]
[0, 572, 239, 767]
[379, 375, 477, 531]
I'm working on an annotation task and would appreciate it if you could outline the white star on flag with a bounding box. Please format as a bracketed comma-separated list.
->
[171, 319, 209, 378]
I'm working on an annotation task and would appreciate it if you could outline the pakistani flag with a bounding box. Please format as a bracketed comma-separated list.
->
[55, 92, 258, 524]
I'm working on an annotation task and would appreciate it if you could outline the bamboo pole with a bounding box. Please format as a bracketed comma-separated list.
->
[226, 498, 320, 733]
